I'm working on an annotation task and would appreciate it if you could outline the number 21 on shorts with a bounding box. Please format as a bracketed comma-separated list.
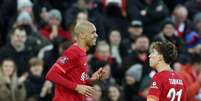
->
[167, 88, 182, 101]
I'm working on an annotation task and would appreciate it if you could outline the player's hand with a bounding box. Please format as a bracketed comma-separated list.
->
[91, 67, 106, 81]
[75, 84, 96, 97]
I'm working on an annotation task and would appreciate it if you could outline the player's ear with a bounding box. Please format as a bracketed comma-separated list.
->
[78, 32, 85, 39]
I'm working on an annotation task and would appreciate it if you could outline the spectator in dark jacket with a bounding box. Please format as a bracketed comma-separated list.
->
[15, 11, 50, 55]
[0, 0, 17, 46]
[154, 20, 184, 50]
[89, 41, 120, 83]
[122, 20, 144, 50]
[124, 64, 143, 101]
[132, 76, 152, 101]
[0, 27, 33, 76]
[101, 1, 128, 39]
[126, 0, 169, 39]
[122, 35, 151, 79]
[25, 57, 52, 101]
[185, 0, 201, 20]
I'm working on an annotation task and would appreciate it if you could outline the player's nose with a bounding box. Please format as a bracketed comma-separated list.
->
[95, 33, 98, 38]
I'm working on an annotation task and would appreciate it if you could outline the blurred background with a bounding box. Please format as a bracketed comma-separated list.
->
[0, 0, 201, 101]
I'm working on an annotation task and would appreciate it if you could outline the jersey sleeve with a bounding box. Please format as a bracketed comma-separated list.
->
[53, 50, 78, 74]
[147, 74, 163, 101]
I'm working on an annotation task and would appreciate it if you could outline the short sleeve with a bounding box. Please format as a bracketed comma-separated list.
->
[148, 75, 162, 101]
[53, 51, 78, 74]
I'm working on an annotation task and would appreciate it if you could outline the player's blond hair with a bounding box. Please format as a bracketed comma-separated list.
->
[74, 20, 93, 36]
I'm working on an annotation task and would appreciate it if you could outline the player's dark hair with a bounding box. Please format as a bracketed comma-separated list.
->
[150, 41, 177, 64]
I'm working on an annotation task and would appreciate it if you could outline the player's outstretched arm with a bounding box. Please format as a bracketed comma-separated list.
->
[46, 65, 77, 90]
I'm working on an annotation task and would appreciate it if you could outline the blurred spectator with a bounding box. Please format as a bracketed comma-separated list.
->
[124, 64, 143, 101]
[37, 7, 50, 29]
[101, 0, 126, 17]
[107, 30, 127, 65]
[128, 20, 143, 41]
[126, 0, 169, 39]
[185, 13, 201, 50]
[163, 0, 188, 14]
[123, 20, 143, 50]
[91, 61, 116, 92]
[101, 0, 128, 39]
[15, 11, 51, 55]
[122, 35, 151, 78]
[132, 76, 151, 101]
[15, 10, 37, 32]
[172, 5, 193, 42]
[39, 9, 72, 42]
[154, 20, 185, 50]
[178, 53, 201, 101]
[106, 84, 125, 101]
[25, 57, 52, 101]
[185, 0, 201, 20]
[32, 0, 76, 29]
[0, 27, 33, 76]
[89, 41, 120, 83]
[64, 0, 105, 39]
[0, 58, 26, 101]
[77, 11, 89, 22]
[0, 0, 17, 46]
[17, 0, 33, 14]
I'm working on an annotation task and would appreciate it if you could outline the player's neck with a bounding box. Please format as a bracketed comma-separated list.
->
[76, 39, 89, 52]
[156, 61, 172, 72]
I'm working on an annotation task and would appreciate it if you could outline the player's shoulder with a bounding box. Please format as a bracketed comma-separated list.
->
[62, 45, 80, 57]
[153, 71, 168, 77]
[153, 71, 173, 80]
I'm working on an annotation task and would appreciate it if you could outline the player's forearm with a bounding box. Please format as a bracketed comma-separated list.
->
[46, 67, 77, 90]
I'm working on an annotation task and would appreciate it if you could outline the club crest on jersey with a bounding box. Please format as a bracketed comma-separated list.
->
[58, 56, 69, 65]
[150, 82, 158, 89]
[81, 72, 89, 81]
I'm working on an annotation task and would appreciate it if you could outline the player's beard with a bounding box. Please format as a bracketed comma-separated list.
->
[87, 38, 96, 47]
[91, 38, 97, 46]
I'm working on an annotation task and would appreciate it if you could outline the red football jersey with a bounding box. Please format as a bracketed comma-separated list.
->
[52, 44, 89, 101]
[148, 71, 187, 101]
